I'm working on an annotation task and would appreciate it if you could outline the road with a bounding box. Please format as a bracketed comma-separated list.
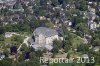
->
[17, 36, 30, 51]
[23, 36, 30, 46]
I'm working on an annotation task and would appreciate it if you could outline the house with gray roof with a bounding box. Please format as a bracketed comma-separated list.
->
[84, 7, 96, 20]
[0, 0, 16, 9]
[88, 20, 97, 30]
[28, 27, 60, 51]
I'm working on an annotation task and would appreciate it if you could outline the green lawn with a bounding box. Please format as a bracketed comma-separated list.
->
[0, 34, 25, 49]
[70, 33, 83, 49]
[95, 65, 100, 66]
[5, 38, 12, 43]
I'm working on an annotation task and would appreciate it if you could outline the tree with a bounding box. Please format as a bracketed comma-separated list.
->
[65, 0, 74, 4]
[75, 23, 89, 34]
[96, 10, 100, 17]
[17, 54, 24, 62]
[93, 38, 100, 46]
[52, 40, 62, 54]
[3, 49, 9, 57]
[40, 0, 47, 6]
[29, 52, 41, 66]
[29, 20, 40, 29]
[0, 27, 5, 34]
[58, 0, 63, 4]
[13, 2, 21, 9]
[76, 31, 84, 38]
[0, 58, 12, 66]
[51, 0, 59, 6]
[62, 0, 67, 9]
[77, 44, 90, 53]
[35, 50, 43, 57]
[0, 35, 4, 41]
[63, 40, 71, 52]
[20, 44, 29, 52]
[75, 0, 88, 11]
[10, 46, 17, 54]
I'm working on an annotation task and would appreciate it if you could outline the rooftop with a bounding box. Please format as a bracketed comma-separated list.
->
[34, 27, 58, 37]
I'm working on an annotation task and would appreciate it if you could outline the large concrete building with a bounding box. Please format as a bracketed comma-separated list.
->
[28, 27, 60, 51]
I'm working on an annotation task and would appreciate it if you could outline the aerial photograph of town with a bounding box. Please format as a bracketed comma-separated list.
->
[0, 0, 100, 66]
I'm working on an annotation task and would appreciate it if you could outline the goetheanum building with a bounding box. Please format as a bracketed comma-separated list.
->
[28, 27, 61, 51]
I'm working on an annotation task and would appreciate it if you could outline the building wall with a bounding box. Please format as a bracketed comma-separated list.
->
[38, 34, 46, 45]
[46, 35, 58, 45]
[34, 33, 59, 46]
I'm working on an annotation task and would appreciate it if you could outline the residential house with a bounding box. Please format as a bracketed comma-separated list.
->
[84, 12, 96, 20]
[83, 34, 92, 44]
[88, 2, 93, 5]
[88, 20, 97, 30]
[0, 0, 16, 9]
[27, 6, 33, 14]
[60, 17, 72, 27]
[21, 0, 30, 6]
[9, 3, 24, 13]
[97, 6, 100, 11]
[38, 16, 46, 20]
[84, 7, 96, 20]
[88, 7, 96, 14]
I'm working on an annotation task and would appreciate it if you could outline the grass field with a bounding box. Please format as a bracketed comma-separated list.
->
[70, 33, 83, 49]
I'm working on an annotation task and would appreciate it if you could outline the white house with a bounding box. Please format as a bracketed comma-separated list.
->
[88, 20, 97, 30]
[28, 27, 60, 51]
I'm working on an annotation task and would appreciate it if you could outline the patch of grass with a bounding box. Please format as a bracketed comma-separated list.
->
[19, 32, 32, 36]
[0, 34, 25, 49]
[45, 22, 55, 28]
[70, 33, 83, 49]
[95, 65, 100, 66]
[5, 38, 11, 43]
